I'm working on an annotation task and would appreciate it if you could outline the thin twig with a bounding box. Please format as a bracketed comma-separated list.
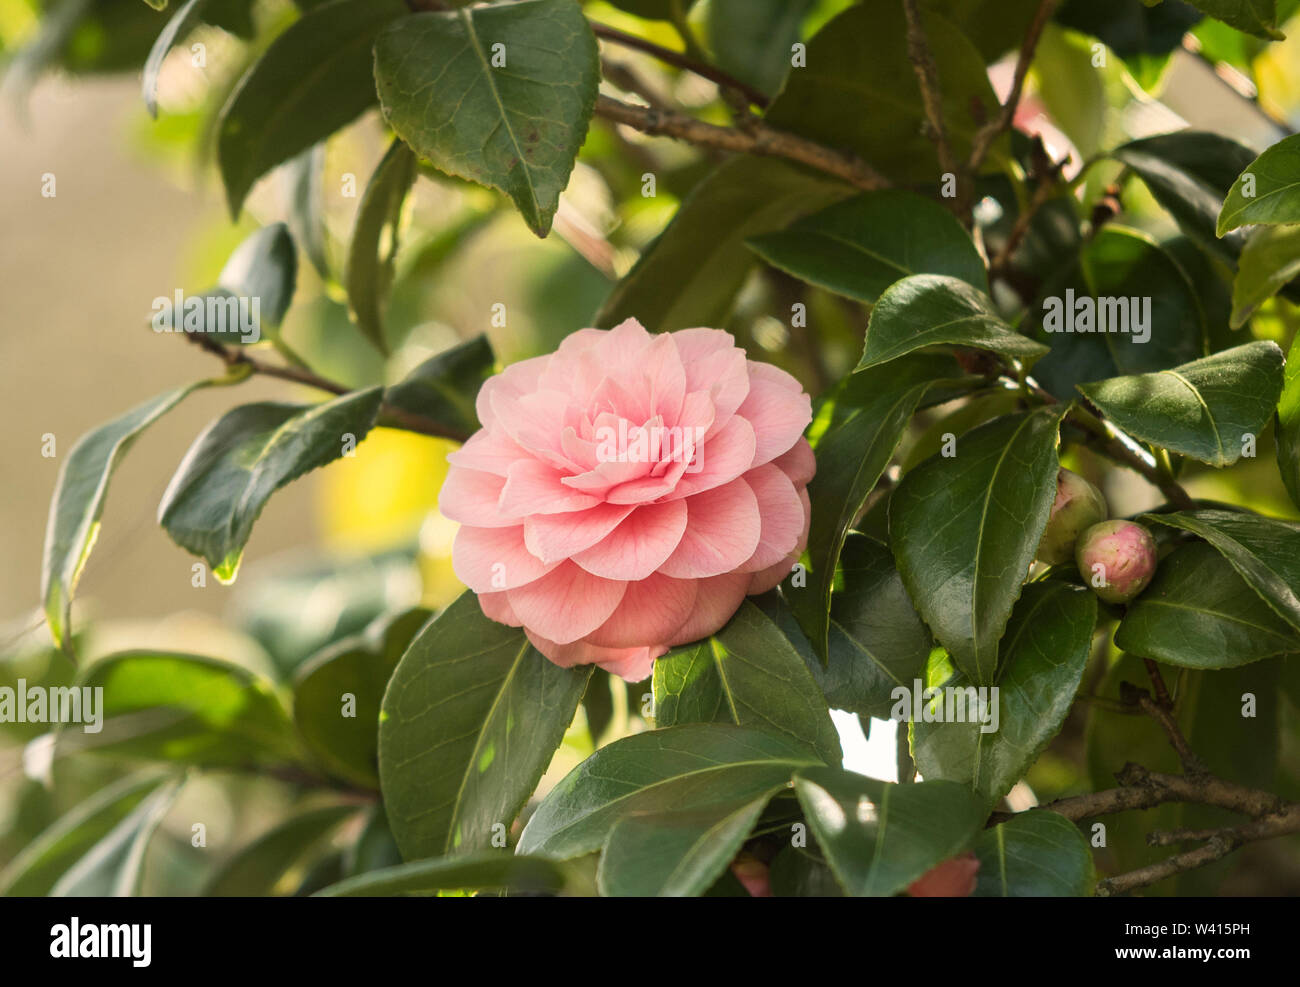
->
[902, 0, 960, 204]
[182, 333, 474, 443]
[967, 0, 1058, 172]
[595, 95, 890, 192]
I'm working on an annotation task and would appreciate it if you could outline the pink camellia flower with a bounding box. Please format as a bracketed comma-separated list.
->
[438, 318, 814, 682]
[907, 853, 980, 897]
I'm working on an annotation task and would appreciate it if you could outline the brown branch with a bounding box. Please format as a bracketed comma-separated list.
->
[902, 0, 961, 205]
[183, 334, 474, 443]
[967, 0, 1058, 172]
[1033, 763, 1288, 824]
[595, 95, 891, 192]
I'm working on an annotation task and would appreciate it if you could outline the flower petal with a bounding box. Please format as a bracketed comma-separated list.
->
[506, 562, 627, 644]
[737, 464, 805, 572]
[584, 572, 698, 649]
[736, 372, 813, 468]
[439, 466, 515, 527]
[668, 571, 751, 645]
[524, 502, 636, 564]
[659, 477, 761, 578]
[452, 524, 558, 592]
[499, 458, 601, 516]
[573, 499, 689, 580]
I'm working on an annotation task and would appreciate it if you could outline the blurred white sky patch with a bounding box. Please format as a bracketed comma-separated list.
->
[832, 710, 898, 783]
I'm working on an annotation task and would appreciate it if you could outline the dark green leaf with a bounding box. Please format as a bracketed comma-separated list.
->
[857, 275, 1048, 373]
[973, 810, 1095, 896]
[596, 156, 854, 330]
[793, 767, 985, 897]
[1231, 224, 1300, 327]
[378, 592, 591, 860]
[1116, 541, 1300, 667]
[345, 138, 416, 355]
[1278, 333, 1300, 511]
[381, 334, 494, 437]
[216, 0, 407, 217]
[0, 773, 169, 896]
[315, 850, 569, 896]
[707, 0, 813, 98]
[1111, 131, 1256, 261]
[766, 3, 1006, 182]
[158, 387, 383, 582]
[214, 222, 298, 331]
[925, 0, 1048, 60]
[77, 651, 297, 765]
[911, 582, 1098, 809]
[791, 354, 954, 660]
[293, 607, 431, 787]
[283, 144, 331, 281]
[1142, 510, 1300, 632]
[1184, 0, 1283, 39]
[204, 805, 357, 896]
[42, 382, 211, 649]
[50, 778, 183, 897]
[596, 794, 769, 897]
[517, 723, 822, 859]
[890, 408, 1065, 683]
[747, 191, 986, 304]
[373, 0, 599, 237]
[1078, 341, 1284, 467]
[653, 601, 841, 764]
[768, 846, 844, 896]
[1219, 134, 1300, 234]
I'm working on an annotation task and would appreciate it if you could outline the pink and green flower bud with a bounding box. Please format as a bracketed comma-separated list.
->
[1076, 520, 1158, 604]
[1035, 468, 1109, 565]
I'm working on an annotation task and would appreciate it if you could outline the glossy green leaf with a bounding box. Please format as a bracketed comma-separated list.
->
[1278, 333, 1300, 511]
[857, 275, 1048, 372]
[766, 3, 1006, 182]
[158, 387, 383, 582]
[378, 592, 591, 861]
[142, 0, 206, 118]
[0, 773, 169, 896]
[1111, 132, 1256, 261]
[746, 191, 986, 304]
[596, 156, 854, 331]
[925, 0, 1047, 60]
[1185, 0, 1283, 39]
[1219, 134, 1300, 234]
[1078, 341, 1284, 467]
[823, 537, 935, 719]
[890, 408, 1065, 684]
[293, 607, 431, 787]
[212, 222, 298, 332]
[204, 805, 357, 896]
[381, 334, 494, 437]
[1142, 510, 1300, 633]
[283, 144, 330, 281]
[345, 138, 416, 355]
[793, 768, 985, 897]
[42, 382, 210, 649]
[373, 0, 599, 237]
[653, 601, 840, 765]
[316, 851, 569, 896]
[77, 651, 296, 765]
[1231, 224, 1300, 327]
[216, 0, 407, 216]
[707, 0, 813, 98]
[1116, 541, 1300, 668]
[518, 723, 822, 860]
[50, 778, 183, 897]
[973, 810, 1095, 897]
[596, 794, 769, 897]
[790, 354, 955, 660]
[911, 582, 1098, 809]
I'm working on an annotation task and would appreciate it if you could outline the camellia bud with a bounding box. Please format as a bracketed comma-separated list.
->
[907, 853, 980, 897]
[1075, 520, 1159, 604]
[1035, 468, 1109, 565]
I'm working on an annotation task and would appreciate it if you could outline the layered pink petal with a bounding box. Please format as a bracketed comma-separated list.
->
[452, 524, 558, 592]
[526, 631, 663, 682]
[439, 466, 514, 527]
[585, 572, 698, 648]
[668, 414, 756, 500]
[499, 458, 600, 516]
[572, 499, 688, 580]
[506, 562, 627, 644]
[659, 478, 761, 578]
[524, 501, 636, 563]
[736, 374, 813, 468]
[737, 464, 804, 572]
[475, 355, 549, 431]
[446, 428, 529, 477]
[669, 571, 751, 645]
[772, 437, 816, 487]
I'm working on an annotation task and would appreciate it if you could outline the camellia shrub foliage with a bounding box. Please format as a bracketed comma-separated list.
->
[5, 0, 1300, 898]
